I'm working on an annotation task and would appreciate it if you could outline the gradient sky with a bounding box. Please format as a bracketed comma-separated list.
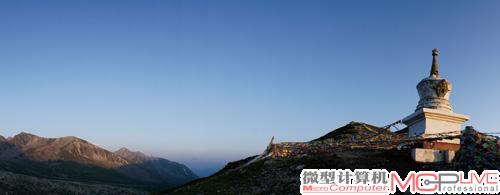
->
[1, 0, 499, 176]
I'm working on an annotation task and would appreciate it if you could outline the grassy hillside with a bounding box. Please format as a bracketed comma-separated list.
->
[0, 170, 146, 195]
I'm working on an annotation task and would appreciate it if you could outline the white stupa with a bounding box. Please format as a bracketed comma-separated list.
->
[402, 49, 469, 144]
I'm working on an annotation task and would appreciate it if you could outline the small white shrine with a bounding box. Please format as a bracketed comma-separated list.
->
[402, 49, 470, 162]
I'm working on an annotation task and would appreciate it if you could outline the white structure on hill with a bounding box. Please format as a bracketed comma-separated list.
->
[402, 49, 470, 163]
[403, 48, 469, 142]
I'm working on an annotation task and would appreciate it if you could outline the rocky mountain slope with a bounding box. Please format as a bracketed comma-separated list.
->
[0, 132, 198, 192]
[312, 121, 391, 142]
[162, 122, 500, 194]
[7, 132, 129, 168]
[114, 147, 198, 185]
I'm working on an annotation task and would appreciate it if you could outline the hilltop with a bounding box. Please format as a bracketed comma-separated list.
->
[162, 122, 500, 194]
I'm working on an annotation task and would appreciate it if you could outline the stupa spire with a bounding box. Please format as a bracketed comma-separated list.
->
[430, 48, 439, 77]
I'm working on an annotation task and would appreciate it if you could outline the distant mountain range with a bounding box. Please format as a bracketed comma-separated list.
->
[0, 132, 198, 193]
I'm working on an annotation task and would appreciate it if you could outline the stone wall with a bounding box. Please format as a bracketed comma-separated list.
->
[268, 137, 405, 158]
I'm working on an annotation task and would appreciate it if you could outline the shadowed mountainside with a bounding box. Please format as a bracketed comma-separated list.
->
[114, 147, 198, 185]
[0, 170, 146, 195]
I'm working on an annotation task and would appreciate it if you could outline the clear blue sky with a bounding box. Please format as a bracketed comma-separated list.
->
[1, 0, 499, 176]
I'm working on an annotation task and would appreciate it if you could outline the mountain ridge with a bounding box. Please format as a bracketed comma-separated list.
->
[114, 147, 153, 163]
[5, 132, 129, 168]
[0, 131, 198, 192]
